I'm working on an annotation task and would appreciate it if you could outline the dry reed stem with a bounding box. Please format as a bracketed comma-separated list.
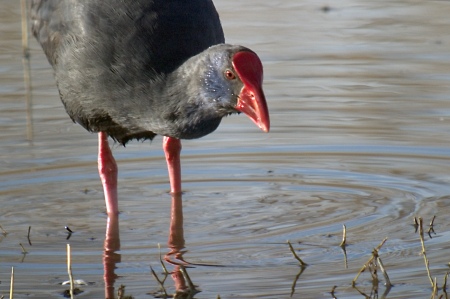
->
[376, 256, 391, 287]
[443, 272, 449, 293]
[352, 238, 387, 286]
[157, 243, 169, 275]
[339, 224, 348, 269]
[20, 0, 34, 141]
[418, 217, 435, 288]
[179, 266, 197, 293]
[150, 266, 168, 298]
[414, 217, 419, 233]
[339, 224, 347, 248]
[0, 224, 7, 235]
[287, 240, 308, 266]
[117, 285, 124, 299]
[10, 267, 14, 299]
[432, 277, 438, 299]
[67, 244, 74, 299]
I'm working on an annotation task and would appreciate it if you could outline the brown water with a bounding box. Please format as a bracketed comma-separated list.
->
[2, 0, 450, 298]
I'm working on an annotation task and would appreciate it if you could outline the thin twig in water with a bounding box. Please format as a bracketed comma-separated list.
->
[418, 217, 435, 288]
[352, 264, 367, 287]
[339, 224, 347, 248]
[287, 240, 308, 266]
[19, 243, 27, 254]
[330, 285, 337, 299]
[67, 244, 74, 299]
[414, 217, 419, 233]
[27, 226, 32, 246]
[150, 266, 168, 298]
[352, 238, 387, 287]
[339, 224, 348, 269]
[428, 215, 436, 238]
[117, 284, 125, 299]
[290, 265, 306, 297]
[158, 243, 169, 275]
[430, 215, 436, 227]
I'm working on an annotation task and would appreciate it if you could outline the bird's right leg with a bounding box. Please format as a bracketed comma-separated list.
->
[163, 136, 182, 194]
[98, 132, 119, 216]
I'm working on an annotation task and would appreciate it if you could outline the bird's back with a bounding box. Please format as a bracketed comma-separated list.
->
[31, 0, 225, 143]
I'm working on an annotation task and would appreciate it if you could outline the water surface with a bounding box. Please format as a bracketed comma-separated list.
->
[1, 0, 450, 298]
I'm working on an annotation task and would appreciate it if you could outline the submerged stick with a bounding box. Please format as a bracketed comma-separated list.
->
[67, 244, 74, 299]
[287, 240, 308, 266]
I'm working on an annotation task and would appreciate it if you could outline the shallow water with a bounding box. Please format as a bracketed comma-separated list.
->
[2, 0, 450, 298]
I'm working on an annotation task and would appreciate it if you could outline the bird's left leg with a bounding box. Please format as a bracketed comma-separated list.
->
[163, 136, 182, 194]
[98, 132, 119, 216]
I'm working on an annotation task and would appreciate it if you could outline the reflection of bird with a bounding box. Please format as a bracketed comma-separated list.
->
[31, 0, 270, 215]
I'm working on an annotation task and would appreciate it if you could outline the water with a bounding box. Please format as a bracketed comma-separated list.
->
[1, 0, 450, 298]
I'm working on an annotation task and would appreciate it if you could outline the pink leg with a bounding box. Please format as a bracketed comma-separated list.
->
[98, 132, 119, 216]
[163, 136, 182, 194]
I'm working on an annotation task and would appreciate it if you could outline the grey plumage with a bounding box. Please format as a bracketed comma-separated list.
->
[31, 0, 254, 144]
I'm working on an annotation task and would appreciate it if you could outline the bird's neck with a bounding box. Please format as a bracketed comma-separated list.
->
[143, 53, 227, 139]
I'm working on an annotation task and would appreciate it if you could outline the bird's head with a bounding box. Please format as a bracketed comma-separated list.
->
[202, 45, 270, 133]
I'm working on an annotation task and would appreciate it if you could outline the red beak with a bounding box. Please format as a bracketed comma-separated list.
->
[232, 51, 270, 133]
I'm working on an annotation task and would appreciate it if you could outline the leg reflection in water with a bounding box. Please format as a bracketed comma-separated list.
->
[103, 215, 120, 299]
[102, 193, 199, 298]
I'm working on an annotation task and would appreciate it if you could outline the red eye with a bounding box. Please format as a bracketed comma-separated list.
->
[224, 69, 236, 80]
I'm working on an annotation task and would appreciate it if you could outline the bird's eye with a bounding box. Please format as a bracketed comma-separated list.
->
[224, 69, 236, 80]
